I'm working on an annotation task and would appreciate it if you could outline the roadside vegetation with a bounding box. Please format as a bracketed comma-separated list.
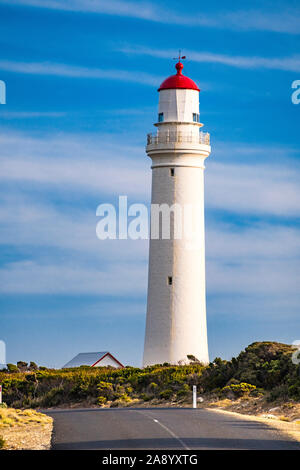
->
[0, 405, 52, 450]
[0, 342, 299, 410]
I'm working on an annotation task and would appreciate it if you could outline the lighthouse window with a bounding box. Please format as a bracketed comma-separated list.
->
[193, 113, 200, 123]
[168, 276, 173, 286]
[170, 168, 175, 176]
[158, 112, 164, 122]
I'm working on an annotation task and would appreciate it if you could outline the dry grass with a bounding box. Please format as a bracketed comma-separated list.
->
[0, 408, 53, 450]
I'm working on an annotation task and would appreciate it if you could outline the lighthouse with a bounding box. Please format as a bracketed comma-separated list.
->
[143, 57, 211, 367]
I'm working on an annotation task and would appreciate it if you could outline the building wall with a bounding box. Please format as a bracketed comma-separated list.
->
[94, 355, 122, 368]
[158, 89, 199, 123]
[143, 152, 209, 366]
[143, 82, 210, 367]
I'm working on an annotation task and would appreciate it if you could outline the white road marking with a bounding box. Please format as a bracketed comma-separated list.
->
[151, 418, 190, 450]
[134, 411, 190, 450]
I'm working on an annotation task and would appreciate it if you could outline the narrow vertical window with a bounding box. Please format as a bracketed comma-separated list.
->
[158, 112, 164, 122]
[193, 113, 200, 122]
[168, 276, 173, 286]
[170, 168, 175, 176]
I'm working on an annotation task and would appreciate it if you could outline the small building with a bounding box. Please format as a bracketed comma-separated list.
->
[62, 351, 124, 369]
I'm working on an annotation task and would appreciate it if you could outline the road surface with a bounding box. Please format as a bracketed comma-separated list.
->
[46, 407, 300, 450]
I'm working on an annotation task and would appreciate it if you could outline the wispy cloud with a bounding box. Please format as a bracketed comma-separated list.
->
[219, 7, 300, 35]
[207, 258, 300, 296]
[0, 129, 299, 299]
[0, 260, 147, 295]
[3, 0, 300, 34]
[0, 59, 161, 85]
[1, 245, 299, 297]
[119, 46, 300, 73]
[0, 133, 150, 198]
[206, 162, 300, 217]
[3, 0, 164, 20]
[0, 192, 148, 262]
[206, 223, 300, 260]
[0, 194, 299, 297]
[1, 130, 300, 216]
[0, 111, 67, 119]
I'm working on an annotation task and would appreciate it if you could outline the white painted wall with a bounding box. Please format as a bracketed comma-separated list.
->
[158, 89, 199, 123]
[94, 356, 122, 368]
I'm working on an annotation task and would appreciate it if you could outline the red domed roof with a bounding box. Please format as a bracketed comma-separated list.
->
[158, 62, 200, 92]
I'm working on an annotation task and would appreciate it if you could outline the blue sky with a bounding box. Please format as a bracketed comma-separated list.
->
[0, 0, 299, 367]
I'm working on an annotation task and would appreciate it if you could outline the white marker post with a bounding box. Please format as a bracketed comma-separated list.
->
[0, 384, 2, 404]
[193, 385, 197, 409]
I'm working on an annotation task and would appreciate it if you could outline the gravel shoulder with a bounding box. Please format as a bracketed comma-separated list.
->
[201, 398, 300, 444]
[0, 408, 53, 450]
[206, 407, 300, 444]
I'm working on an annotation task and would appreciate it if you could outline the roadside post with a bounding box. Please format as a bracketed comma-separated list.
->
[0, 384, 2, 404]
[193, 385, 197, 408]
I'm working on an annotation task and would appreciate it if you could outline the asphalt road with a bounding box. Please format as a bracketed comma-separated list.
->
[45, 407, 300, 450]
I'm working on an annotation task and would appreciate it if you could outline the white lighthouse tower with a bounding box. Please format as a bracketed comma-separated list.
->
[143, 58, 211, 367]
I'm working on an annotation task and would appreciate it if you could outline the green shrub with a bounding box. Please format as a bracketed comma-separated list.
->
[115, 384, 126, 397]
[159, 389, 173, 400]
[97, 396, 107, 406]
[176, 390, 188, 398]
[288, 383, 300, 400]
[0, 342, 298, 409]
[0, 436, 5, 449]
[268, 388, 284, 401]
[118, 394, 131, 403]
[17, 361, 28, 371]
[148, 382, 158, 393]
[97, 381, 114, 400]
[249, 387, 265, 398]
[140, 393, 152, 402]
[176, 384, 190, 398]
[21, 397, 41, 408]
[41, 386, 65, 407]
[187, 355, 201, 364]
[25, 373, 37, 382]
[221, 382, 257, 398]
[110, 401, 119, 408]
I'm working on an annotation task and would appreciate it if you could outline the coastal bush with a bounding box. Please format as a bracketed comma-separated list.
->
[159, 389, 173, 400]
[17, 362, 28, 372]
[97, 381, 115, 400]
[221, 382, 257, 398]
[176, 384, 190, 398]
[140, 393, 152, 401]
[0, 342, 299, 408]
[97, 396, 107, 406]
